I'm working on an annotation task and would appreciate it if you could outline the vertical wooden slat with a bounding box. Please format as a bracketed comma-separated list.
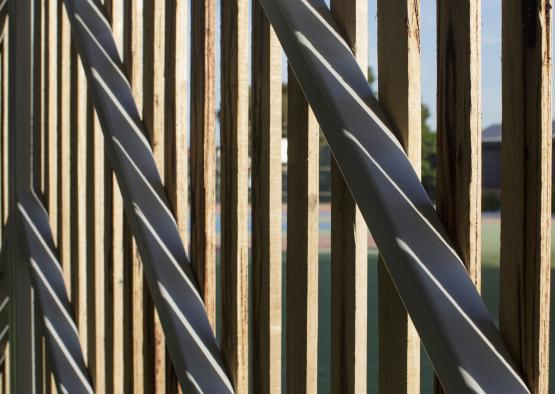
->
[33, 0, 47, 198]
[376, 1, 421, 393]
[46, 0, 58, 241]
[165, 1, 189, 392]
[251, 3, 282, 393]
[45, 2, 57, 391]
[500, 1, 551, 393]
[1, 23, 7, 228]
[128, 0, 153, 391]
[220, 0, 249, 392]
[191, 0, 216, 329]
[9, 0, 33, 387]
[0, 43, 3, 232]
[75, 58, 90, 363]
[92, 8, 109, 390]
[436, 1, 481, 391]
[437, 0, 482, 294]
[59, 0, 72, 298]
[286, 68, 319, 394]
[143, 0, 173, 391]
[107, 0, 133, 391]
[329, 1, 368, 393]
[92, 109, 109, 394]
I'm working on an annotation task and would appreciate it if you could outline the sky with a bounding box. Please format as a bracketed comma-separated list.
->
[367, 0, 501, 130]
[213, 0, 554, 133]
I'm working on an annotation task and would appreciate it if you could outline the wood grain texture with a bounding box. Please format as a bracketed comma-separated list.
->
[33, 0, 47, 198]
[437, 0, 481, 289]
[251, 3, 282, 393]
[92, 109, 109, 394]
[75, 59, 92, 365]
[191, 0, 217, 330]
[143, 0, 173, 390]
[105, 0, 132, 391]
[220, 1, 249, 392]
[500, 1, 552, 393]
[46, 0, 58, 242]
[1, 25, 7, 229]
[329, 1, 368, 393]
[436, 1, 481, 391]
[377, 0, 421, 393]
[59, 4, 72, 299]
[166, 2, 189, 393]
[0, 45, 3, 235]
[128, 0, 154, 392]
[286, 67, 319, 394]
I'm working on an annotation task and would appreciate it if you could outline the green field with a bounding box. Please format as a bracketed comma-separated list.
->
[216, 215, 555, 392]
[315, 216, 555, 393]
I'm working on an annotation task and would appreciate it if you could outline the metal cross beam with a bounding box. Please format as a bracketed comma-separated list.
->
[61, 0, 233, 392]
[257, 0, 529, 392]
[17, 192, 93, 394]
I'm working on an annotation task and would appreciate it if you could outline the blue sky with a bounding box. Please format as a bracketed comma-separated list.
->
[213, 0, 554, 133]
[368, 0, 500, 130]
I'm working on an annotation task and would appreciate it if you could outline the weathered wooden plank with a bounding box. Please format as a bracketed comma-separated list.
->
[106, 0, 133, 391]
[329, 1, 368, 392]
[220, 1, 249, 392]
[8, 0, 34, 387]
[165, 1, 189, 391]
[1, 24, 7, 228]
[376, 0, 421, 392]
[44, 2, 58, 391]
[92, 109, 109, 394]
[437, 0, 481, 291]
[143, 0, 174, 390]
[33, 0, 47, 198]
[128, 0, 153, 391]
[75, 59, 91, 364]
[46, 0, 58, 242]
[191, 0, 217, 329]
[436, 1, 481, 391]
[60, 2, 73, 299]
[500, 1, 551, 393]
[251, 3, 282, 393]
[286, 67, 319, 394]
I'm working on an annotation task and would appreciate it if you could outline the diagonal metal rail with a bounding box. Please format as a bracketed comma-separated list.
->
[258, 0, 529, 392]
[17, 192, 93, 394]
[61, 0, 233, 392]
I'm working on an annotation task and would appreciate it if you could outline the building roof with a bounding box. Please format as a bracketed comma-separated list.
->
[483, 121, 555, 143]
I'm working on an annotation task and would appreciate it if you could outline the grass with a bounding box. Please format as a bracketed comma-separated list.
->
[316, 215, 555, 393]
[214, 214, 555, 392]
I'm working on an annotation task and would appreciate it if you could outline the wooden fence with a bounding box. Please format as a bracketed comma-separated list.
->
[0, 0, 551, 393]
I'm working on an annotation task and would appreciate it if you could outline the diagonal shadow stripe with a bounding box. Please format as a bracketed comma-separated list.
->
[61, 0, 233, 392]
[17, 191, 94, 394]
[257, 0, 530, 393]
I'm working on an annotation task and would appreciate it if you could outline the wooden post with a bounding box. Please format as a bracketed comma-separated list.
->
[46, 0, 58, 243]
[103, 0, 132, 391]
[436, 0, 481, 391]
[143, 0, 174, 390]
[8, 0, 33, 390]
[59, 0, 73, 299]
[329, 1, 368, 393]
[128, 0, 154, 392]
[191, 0, 217, 330]
[221, 0, 249, 391]
[377, 0, 421, 392]
[286, 67, 319, 394]
[251, 2, 282, 393]
[500, 1, 551, 393]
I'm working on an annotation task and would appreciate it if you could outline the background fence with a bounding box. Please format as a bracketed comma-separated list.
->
[0, 0, 552, 393]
